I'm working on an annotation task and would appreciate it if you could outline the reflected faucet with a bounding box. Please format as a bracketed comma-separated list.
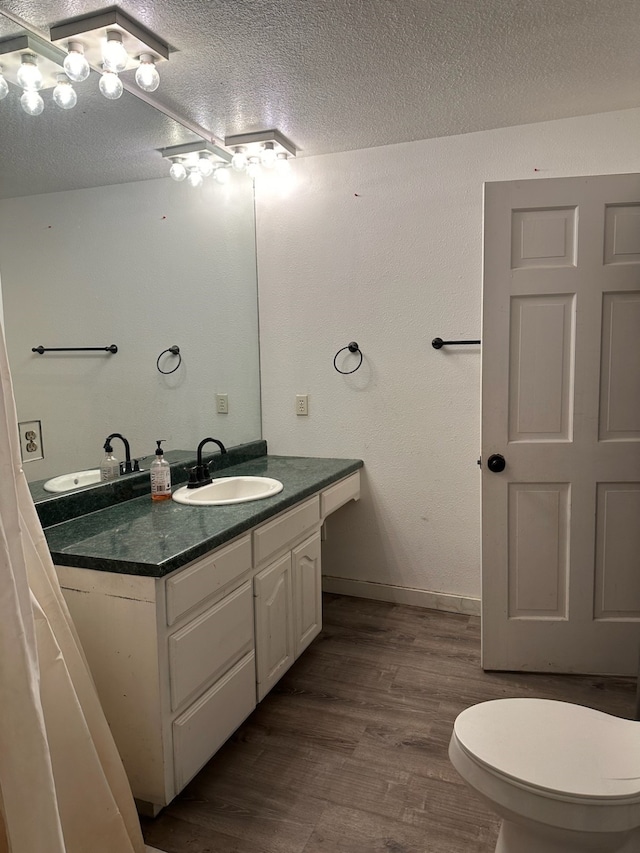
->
[104, 432, 138, 474]
[187, 437, 227, 489]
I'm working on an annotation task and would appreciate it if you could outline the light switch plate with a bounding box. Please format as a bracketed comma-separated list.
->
[18, 419, 44, 462]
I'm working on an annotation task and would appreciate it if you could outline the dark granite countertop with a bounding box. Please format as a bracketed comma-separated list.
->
[45, 455, 363, 578]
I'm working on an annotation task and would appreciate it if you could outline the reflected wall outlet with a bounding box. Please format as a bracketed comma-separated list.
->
[296, 394, 309, 416]
[216, 393, 229, 414]
[18, 419, 44, 462]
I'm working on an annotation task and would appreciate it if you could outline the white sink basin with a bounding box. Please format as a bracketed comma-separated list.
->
[43, 469, 102, 493]
[172, 476, 283, 506]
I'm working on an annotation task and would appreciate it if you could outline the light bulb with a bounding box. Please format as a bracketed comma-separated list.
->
[135, 54, 159, 92]
[53, 74, 77, 109]
[63, 42, 90, 82]
[99, 68, 123, 99]
[231, 148, 248, 171]
[20, 90, 44, 116]
[169, 159, 187, 181]
[17, 54, 43, 91]
[276, 152, 290, 170]
[214, 166, 230, 184]
[246, 156, 261, 178]
[187, 168, 203, 188]
[197, 155, 214, 177]
[102, 31, 128, 73]
[0, 72, 8, 100]
[260, 142, 277, 169]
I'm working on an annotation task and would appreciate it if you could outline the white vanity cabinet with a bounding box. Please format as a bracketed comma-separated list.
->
[253, 494, 323, 700]
[56, 533, 256, 814]
[54, 470, 360, 813]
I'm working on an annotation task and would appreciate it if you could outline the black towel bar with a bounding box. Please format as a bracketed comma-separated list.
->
[32, 345, 118, 354]
[432, 337, 480, 349]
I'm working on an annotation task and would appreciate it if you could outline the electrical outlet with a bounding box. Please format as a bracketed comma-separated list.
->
[18, 420, 44, 462]
[296, 394, 309, 416]
[216, 393, 229, 414]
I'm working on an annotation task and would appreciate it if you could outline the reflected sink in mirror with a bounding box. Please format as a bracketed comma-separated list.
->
[43, 469, 102, 493]
[172, 476, 283, 506]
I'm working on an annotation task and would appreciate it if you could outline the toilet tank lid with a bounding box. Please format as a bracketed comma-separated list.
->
[453, 698, 640, 801]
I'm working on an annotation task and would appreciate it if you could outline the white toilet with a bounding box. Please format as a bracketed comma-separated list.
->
[449, 698, 640, 852]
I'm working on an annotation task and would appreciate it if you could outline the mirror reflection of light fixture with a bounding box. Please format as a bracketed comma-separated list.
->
[20, 89, 44, 116]
[224, 130, 297, 179]
[187, 167, 204, 188]
[0, 33, 69, 115]
[214, 165, 231, 184]
[160, 141, 232, 188]
[50, 8, 169, 95]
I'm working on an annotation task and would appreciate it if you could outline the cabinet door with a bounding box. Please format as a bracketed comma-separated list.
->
[254, 552, 294, 701]
[292, 531, 322, 658]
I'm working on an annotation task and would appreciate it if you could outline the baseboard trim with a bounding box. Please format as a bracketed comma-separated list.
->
[321, 576, 481, 617]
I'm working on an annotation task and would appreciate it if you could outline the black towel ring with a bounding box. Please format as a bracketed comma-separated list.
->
[333, 341, 363, 374]
[157, 345, 181, 375]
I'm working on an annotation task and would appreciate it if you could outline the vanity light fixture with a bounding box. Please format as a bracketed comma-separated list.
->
[159, 141, 232, 188]
[169, 158, 187, 181]
[16, 53, 43, 91]
[63, 42, 90, 82]
[224, 129, 297, 179]
[52, 73, 77, 109]
[135, 53, 159, 92]
[98, 66, 123, 100]
[49, 7, 169, 97]
[0, 33, 69, 114]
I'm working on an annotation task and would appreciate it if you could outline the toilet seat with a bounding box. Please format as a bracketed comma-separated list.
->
[453, 698, 640, 804]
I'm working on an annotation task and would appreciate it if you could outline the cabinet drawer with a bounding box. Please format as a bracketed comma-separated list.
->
[321, 472, 360, 518]
[253, 497, 320, 567]
[166, 535, 251, 625]
[169, 581, 254, 711]
[173, 651, 256, 792]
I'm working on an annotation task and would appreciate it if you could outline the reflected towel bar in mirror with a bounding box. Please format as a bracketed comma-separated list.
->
[32, 344, 118, 354]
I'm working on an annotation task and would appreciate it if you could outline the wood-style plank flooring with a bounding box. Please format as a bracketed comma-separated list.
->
[141, 593, 636, 853]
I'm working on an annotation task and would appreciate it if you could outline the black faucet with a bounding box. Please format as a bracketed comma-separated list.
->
[187, 437, 227, 489]
[104, 433, 138, 474]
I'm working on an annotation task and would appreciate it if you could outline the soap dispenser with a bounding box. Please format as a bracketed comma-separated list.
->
[150, 440, 172, 501]
[100, 439, 120, 481]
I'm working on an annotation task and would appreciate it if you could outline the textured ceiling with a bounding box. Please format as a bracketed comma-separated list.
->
[1, 0, 640, 197]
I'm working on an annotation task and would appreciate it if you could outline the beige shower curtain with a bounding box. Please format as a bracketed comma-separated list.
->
[0, 321, 149, 852]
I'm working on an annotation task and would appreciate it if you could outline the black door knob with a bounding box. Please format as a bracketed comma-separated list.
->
[487, 453, 506, 473]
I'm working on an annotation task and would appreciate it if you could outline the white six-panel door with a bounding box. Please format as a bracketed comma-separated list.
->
[482, 173, 640, 675]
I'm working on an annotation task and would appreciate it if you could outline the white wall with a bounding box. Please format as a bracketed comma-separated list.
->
[0, 174, 261, 481]
[256, 106, 640, 603]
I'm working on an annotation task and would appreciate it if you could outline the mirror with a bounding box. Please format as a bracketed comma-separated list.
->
[0, 15, 261, 489]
